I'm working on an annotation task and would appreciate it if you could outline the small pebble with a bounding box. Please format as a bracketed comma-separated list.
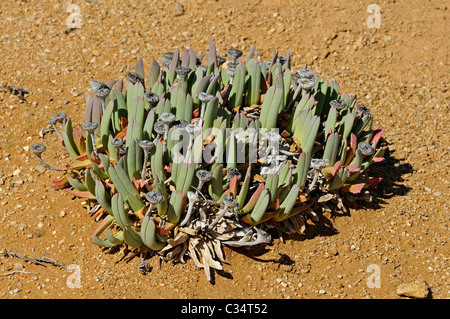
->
[173, 3, 184, 16]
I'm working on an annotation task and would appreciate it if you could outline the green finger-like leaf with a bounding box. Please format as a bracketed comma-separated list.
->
[63, 118, 80, 162]
[265, 173, 279, 203]
[95, 178, 113, 214]
[327, 167, 350, 190]
[237, 164, 252, 208]
[228, 64, 247, 109]
[274, 184, 300, 221]
[123, 225, 143, 248]
[167, 189, 185, 224]
[100, 98, 116, 148]
[208, 164, 224, 201]
[301, 115, 320, 153]
[150, 139, 165, 180]
[85, 169, 96, 196]
[249, 189, 270, 225]
[112, 193, 131, 229]
[67, 175, 87, 191]
[294, 152, 311, 191]
[148, 59, 161, 89]
[141, 216, 167, 251]
[323, 132, 340, 166]
[105, 230, 124, 245]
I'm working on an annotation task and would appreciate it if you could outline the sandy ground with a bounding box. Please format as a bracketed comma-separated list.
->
[0, 0, 448, 299]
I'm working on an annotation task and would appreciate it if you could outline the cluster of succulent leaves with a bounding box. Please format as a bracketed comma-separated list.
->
[36, 40, 385, 259]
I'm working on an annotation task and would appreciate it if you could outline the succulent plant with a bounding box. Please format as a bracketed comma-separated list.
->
[31, 41, 385, 281]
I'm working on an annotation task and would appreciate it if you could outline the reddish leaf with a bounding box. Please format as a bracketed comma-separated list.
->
[331, 160, 342, 176]
[121, 117, 128, 130]
[64, 189, 96, 199]
[340, 183, 366, 194]
[360, 177, 383, 188]
[73, 126, 86, 154]
[372, 157, 385, 163]
[204, 133, 216, 144]
[241, 211, 276, 226]
[346, 164, 359, 173]
[76, 152, 88, 161]
[90, 215, 114, 242]
[70, 159, 92, 170]
[51, 175, 69, 190]
[192, 108, 200, 118]
[229, 176, 238, 198]
[371, 127, 385, 147]
[131, 177, 140, 190]
[242, 183, 265, 214]
[220, 87, 229, 99]
[350, 133, 357, 153]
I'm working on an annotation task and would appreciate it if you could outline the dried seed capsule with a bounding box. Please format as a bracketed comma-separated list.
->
[90, 80, 107, 91]
[111, 137, 124, 161]
[127, 72, 144, 85]
[226, 48, 243, 62]
[227, 167, 241, 181]
[175, 66, 191, 80]
[144, 190, 165, 217]
[180, 191, 202, 226]
[139, 140, 154, 180]
[185, 124, 201, 137]
[297, 65, 315, 79]
[307, 158, 329, 194]
[30, 143, 47, 156]
[143, 92, 160, 106]
[297, 78, 315, 90]
[53, 112, 67, 123]
[29, 143, 62, 171]
[83, 122, 99, 157]
[217, 56, 226, 66]
[356, 104, 371, 117]
[94, 87, 110, 100]
[277, 56, 287, 65]
[139, 140, 155, 152]
[138, 260, 151, 275]
[208, 194, 239, 229]
[310, 158, 329, 170]
[95, 87, 110, 112]
[358, 142, 374, 156]
[197, 92, 214, 104]
[161, 52, 174, 66]
[154, 121, 167, 136]
[222, 195, 239, 208]
[111, 137, 124, 147]
[82, 122, 99, 134]
[159, 112, 176, 126]
[196, 169, 212, 183]
[46, 117, 63, 141]
[329, 99, 348, 111]
[145, 190, 164, 205]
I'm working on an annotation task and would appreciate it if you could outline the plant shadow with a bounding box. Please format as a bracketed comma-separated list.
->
[229, 138, 413, 263]
[345, 138, 413, 211]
